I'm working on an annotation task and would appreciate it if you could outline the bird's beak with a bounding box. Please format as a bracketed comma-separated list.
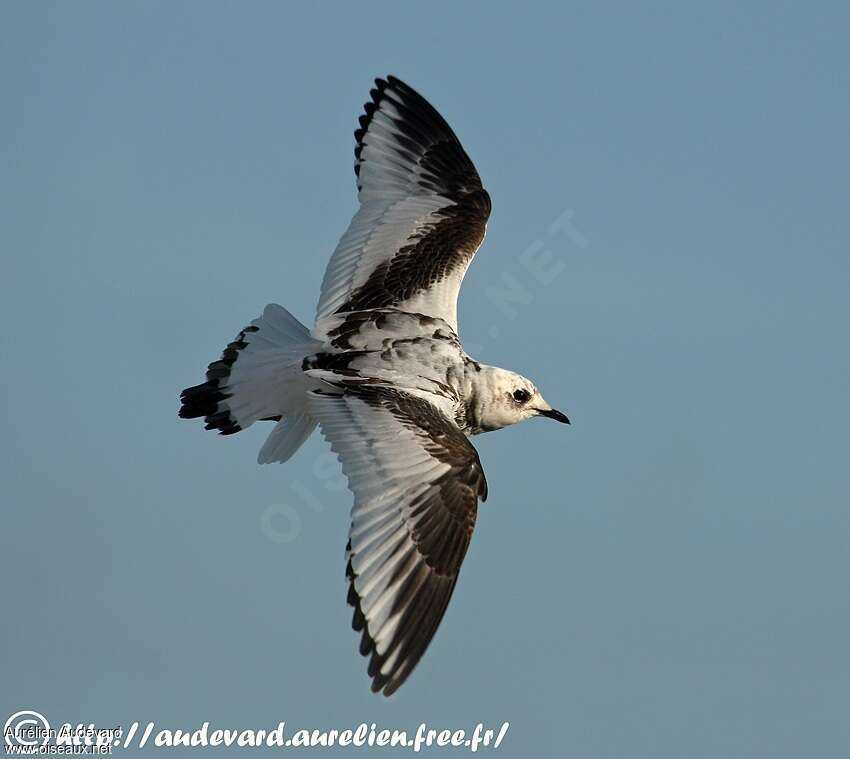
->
[536, 407, 570, 424]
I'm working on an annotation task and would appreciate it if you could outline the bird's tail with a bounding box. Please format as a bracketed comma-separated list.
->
[179, 304, 322, 463]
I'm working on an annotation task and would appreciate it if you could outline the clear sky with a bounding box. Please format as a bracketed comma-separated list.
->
[2, 2, 848, 757]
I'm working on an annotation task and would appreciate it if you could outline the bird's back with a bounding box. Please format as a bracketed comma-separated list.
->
[304, 308, 469, 407]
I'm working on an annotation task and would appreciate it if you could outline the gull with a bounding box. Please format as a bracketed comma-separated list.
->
[179, 75, 570, 696]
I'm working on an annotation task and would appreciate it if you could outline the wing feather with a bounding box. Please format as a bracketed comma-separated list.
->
[308, 384, 487, 695]
[315, 76, 491, 336]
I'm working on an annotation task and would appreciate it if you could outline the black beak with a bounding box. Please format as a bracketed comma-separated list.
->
[538, 408, 570, 424]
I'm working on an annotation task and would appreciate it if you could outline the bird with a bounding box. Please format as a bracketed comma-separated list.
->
[179, 75, 570, 696]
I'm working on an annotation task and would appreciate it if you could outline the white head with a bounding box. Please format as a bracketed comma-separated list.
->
[468, 365, 570, 433]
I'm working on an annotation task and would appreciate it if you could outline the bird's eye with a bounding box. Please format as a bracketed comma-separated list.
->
[512, 388, 531, 403]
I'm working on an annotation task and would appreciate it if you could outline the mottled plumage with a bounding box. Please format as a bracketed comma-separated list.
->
[179, 75, 569, 696]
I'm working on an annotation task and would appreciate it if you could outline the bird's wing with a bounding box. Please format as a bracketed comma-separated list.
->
[314, 75, 491, 337]
[307, 383, 488, 696]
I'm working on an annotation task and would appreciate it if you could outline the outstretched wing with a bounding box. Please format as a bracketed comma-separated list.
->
[315, 75, 491, 337]
[307, 383, 488, 696]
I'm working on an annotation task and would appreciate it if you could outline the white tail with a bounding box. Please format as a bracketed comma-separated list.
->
[180, 304, 321, 463]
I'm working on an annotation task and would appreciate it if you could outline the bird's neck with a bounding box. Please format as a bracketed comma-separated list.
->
[454, 359, 503, 435]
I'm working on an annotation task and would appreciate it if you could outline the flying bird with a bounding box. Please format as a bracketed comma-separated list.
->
[180, 75, 570, 696]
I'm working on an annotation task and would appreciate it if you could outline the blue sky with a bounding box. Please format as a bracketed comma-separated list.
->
[2, 2, 848, 757]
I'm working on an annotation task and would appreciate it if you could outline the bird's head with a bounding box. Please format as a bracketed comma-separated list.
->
[471, 366, 570, 432]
